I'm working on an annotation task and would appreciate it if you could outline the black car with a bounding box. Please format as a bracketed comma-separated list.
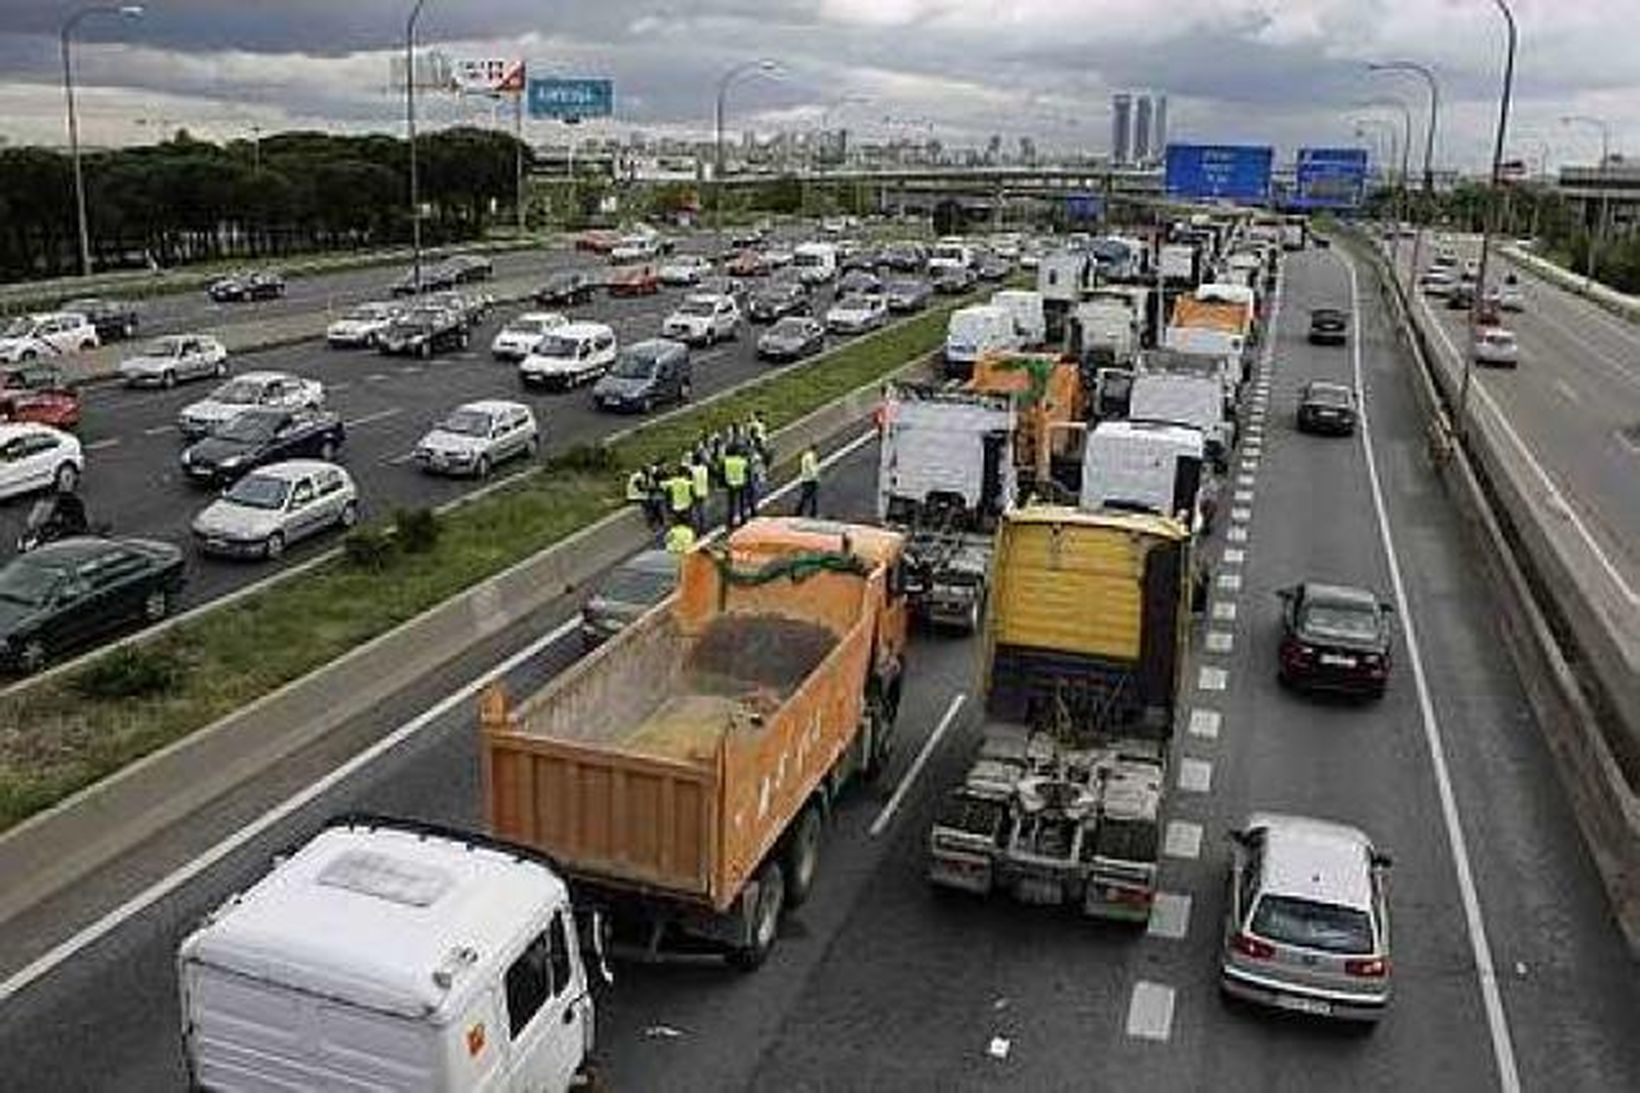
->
[592, 339, 692, 413]
[1447, 282, 1476, 310]
[390, 262, 458, 297]
[1296, 380, 1357, 436]
[580, 548, 679, 649]
[840, 249, 879, 273]
[883, 278, 933, 313]
[207, 271, 285, 302]
[0, 536, 185, 673]
[878, 242, 926, 272]
[60, 297, 139, 341]
[1308, 307, 1349, 345]
[1277, 582, 1394, 699]
[757, 316, 826, 362]
[377, 307, 469, 357]
[180, 407, 346, 486]
[535, 270, 597, 306]
[836, 269, 883, 298]
[747, 281, 810, 322]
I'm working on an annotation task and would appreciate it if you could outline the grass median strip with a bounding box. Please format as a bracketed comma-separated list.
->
[0, 299, 964, 831]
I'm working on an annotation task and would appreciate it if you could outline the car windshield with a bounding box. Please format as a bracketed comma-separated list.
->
[1482, 332, 1515, 346]
[888, 280, 923, 295]
[533, 335, 579, 358]
[611, 348, 660, 379]
[215, 413, 281, 442]
[438, 409, 492, 437]
[224, 473, 290, 510]
[679, 300, 717, 317]
[1251, 894, 1375, 955]
[0, 558, 60, 608]
[343, 305, 388, 321]
[1307, 385, 1352, 406]
[770, 319, 810, 337]
[506, 318, 555, 335]
[210, 378, 265, 405]
[2, 318, 39, 337]
[1300, 601, 1381, 642]
[143, 338, 184, 357]
[597, 563, 677, 606]
[836, 295, 871, 310]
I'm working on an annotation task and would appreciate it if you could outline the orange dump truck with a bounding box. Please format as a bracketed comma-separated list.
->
[966, 351, 1087, 497]
[483, 517, 908, 968]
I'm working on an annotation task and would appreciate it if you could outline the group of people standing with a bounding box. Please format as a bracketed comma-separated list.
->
[625, 411, 821, 554]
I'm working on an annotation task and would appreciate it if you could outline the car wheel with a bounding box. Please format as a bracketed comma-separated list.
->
[680, 379, 693, 402]
[475, 455, 491, 479]
[639, 395, 653, 414]
[418, 342, 432, 360]
[214, 358, 228, 377]
[20, 350, 35, 361]
[782, 805, 823, 908]
[525, 434, 540, 457]
[319, 438, 338, 462]
[459, 331, 471, 349]
[143, 587, 171, 622]
[161, 369, 176, 389]
[17, 638, 48, 675]
[54, 463, 79, 493]
[727, 861, 785, 971]
[122, 319, 137, 338]
[264, 532, 285, 560]
[337, 500, 358, 528]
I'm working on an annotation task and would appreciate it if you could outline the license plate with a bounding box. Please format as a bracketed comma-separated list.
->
[1275, 995, 1332, 1016]
[1320, 653, 1357, 668]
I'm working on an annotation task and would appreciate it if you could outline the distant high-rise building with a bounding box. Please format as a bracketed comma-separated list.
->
[1112, 93, 1133, 165]
[1152, 94, 1168, 160]
[1134, 96, 1153, 163]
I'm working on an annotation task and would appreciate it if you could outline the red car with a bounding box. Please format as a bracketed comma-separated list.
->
[726, 249, 767, 278]
[608, 263, 659, 297]
[0, 363, 80, 430]
[575, 229, 621, 254]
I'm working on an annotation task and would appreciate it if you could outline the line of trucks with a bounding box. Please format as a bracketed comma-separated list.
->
[172, 212, 1278, 1092]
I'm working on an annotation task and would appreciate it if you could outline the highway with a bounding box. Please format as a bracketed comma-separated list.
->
[0, 244, 1636, 1090]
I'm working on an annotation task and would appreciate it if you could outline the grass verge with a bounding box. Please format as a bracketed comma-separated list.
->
[0, 298, 965, 831]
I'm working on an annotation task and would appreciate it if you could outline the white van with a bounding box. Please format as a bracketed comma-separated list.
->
[520, 321, 617, 390]
[989, 289, 1046, 348]
[792, 242, 838, 285]
[178, 819, 594, 1093]
[944, 304, 1022, 378]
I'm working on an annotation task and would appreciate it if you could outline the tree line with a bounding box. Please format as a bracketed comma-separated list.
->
[0, 127, 532, 282]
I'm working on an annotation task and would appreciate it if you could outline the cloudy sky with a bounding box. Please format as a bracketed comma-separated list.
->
[0, 1, 1631, 171]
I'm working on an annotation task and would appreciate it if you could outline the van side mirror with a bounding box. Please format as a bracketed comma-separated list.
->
[1370, 850, 1393, 869]
[1380, 601, 1396, 614]
[1228, 829, 1252, 848]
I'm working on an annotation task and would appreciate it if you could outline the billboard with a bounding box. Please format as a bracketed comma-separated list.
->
[527, 78, 614, 120]
[1065, 192, 1105, 222]
[452, 58, 526, 95]
[1164, 143, 1274, 203]
[1292, 147, 1368, 209]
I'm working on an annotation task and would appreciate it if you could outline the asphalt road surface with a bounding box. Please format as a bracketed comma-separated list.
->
[1, 246, 1636, 1091]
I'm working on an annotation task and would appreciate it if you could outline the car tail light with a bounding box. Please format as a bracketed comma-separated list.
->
[1281, 639, 1313, 665]
[1231, 932, 1275, 960]
[1345, 956, 1389, 978]
[1108, 885, 1154, 907]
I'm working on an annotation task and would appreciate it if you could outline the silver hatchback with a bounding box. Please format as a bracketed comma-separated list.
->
[1220, 812, 1392, 1023]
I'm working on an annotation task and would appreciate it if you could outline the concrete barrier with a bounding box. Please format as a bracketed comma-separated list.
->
[1500, 245, 1640, 324]
[1348, 233, 1640, 951]
[0, 354, 920, 927]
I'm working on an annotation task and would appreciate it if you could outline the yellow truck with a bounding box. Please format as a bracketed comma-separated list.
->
[927, 506, 1191, 922]
[483, 517, 908, 968]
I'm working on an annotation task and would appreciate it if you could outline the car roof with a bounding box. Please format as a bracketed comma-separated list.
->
[510, 311, 563, 324]
[0, 421, 65, 441]
[683, 293, 731, 305]
[1301, 581, 1380, 608]
[247, 458, 345, 481]
[627, 337, 683, 355]
[231, 370, 297, 383]
[14, 536, 125, 566]
[1244, 812, 1375, 911]
[1303, 380, 1354, 396]
[553, 321, 613, 338]
[456, 399, 528, 416]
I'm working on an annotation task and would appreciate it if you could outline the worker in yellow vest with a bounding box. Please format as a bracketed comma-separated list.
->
[722, 444, 750, 528]
[689, 457, 710, 533]
[797, 445, 820, 517]
[665, 464, 695, 529]
[664, 521, 696, 555]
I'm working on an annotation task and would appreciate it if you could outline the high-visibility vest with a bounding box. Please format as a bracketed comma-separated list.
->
[691, 462, 710, 500]
[625, 470, 649, 502]
[799, 449, 819, 482]
[665, 523, 696, 554]
[667, 474, 695, 513]
[722, 453, 748, 488]
[749, 418, 767, 445]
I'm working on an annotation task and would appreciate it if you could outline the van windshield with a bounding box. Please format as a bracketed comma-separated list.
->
[1251, 895, 1374, 954]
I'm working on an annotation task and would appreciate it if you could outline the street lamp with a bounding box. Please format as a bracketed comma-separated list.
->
[1355, 98, 1413, 276]
[61, 3, 144, 278]
[714, 58, 780, 247]
[405, 0, 431, 294]
[1457, 0, 1518, 444]
[1368, 60, 1440, 281]
[1560, 114, 1613, 288]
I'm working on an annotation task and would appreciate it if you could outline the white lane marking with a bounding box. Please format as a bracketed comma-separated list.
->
[1148, 891, 1194, 938]
[1163, 822, 1203, 861]
[1205, 630, 1234, 653]
[1237, 474, 1256, 487]
[1240, 458, 1259, 471]
[1418, 287, 1638, 607]
[142, 424, 175, 437]
[328, 381, 353, 392]
[1233, 489, 1254, 503]
[384, 452, 417, 466]
[1187, 708, 1221, 739]
[85, 438, 121, 452]
[1231, 507, 1252, 524]
[344, 407, 402, 429]
[1211, 600, 1237, 622]
[1215, 572, 1242, 592]
[870, 693, 967, 838]
[1552, 379, 1582, 406]
[1222, 548, 1246, 565]
[1524, 296, 1640, 392]
[694, 349, 727, 364]
[400, 365, 425, 374]
[0, 610, 588, 1006]
[1197, 666, 1227, 691]
[366, 373, 390, 382]
[1344, 251, 1522, 1092]
[1177, 757, 1213, 793]
[1227, 526, 1248, 544]
[1125, 981, 1176, 1042]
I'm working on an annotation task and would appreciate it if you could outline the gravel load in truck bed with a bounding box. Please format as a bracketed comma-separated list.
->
[685, 615, 839, 702]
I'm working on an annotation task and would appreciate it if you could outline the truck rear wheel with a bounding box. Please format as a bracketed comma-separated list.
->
[782, 805, 823, 908]
[728, 861, 785, 971]
[861, 694, 892, 782]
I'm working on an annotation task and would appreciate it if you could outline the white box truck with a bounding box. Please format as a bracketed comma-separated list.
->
[989, 289, 1047, 348]
[1080, 420, 1214, 535]
[178, 818, 597, 1093]
[1129, 368, 1234, 472]
[944, 304, 1023, 379]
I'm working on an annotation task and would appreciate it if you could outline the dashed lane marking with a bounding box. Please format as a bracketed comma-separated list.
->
[366, 373, 390, 382]
[1241, 458, 1259, 471]
[1237, 474, 1256, 487]
[1223, 547, 1246, 565]
[1197, 666, 1228, 691]
[1205, 630, 1234, 653]
[344, 408, 402, 429]
[1148, 891, 1193, 939]
[1227, 526, 1248, 543]
[1125, 981, 1176, 1042]
[1212, 600, 1237, 621]
[384, 452, 416, 466]
[1553, 379, 1582, 406]
[1216, 572, 1242, 592]
[1231, 507, 1252, 524]
[86, 438, 121, 451]
[1163, 823, 1203, 862]
[1188, 708, 1221, 739]
[142, 424, 175, 437]
[1178, 757, 1213, 794]
[328, 381, 353, 391]
[1233, 489, 1254, 503]
[869, 693, 967, 838]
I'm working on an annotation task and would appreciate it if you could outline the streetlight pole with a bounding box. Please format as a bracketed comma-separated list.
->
[61, 4, 144, 278]
[1368, 60, 1440, 284]
[1356, 99, 1413, 279]
[1457, 0, 1517, 443]
[1560, 114, 1613, 289]
[405, 0, 430, 294]
[714, 59, 779, 253]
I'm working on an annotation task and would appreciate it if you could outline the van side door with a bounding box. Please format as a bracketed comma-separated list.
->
[500, 909, 588, 1091]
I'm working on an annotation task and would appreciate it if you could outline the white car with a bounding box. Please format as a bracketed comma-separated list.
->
[1419, 270, 1455, 297]
[609, 234, 663, 263]
[1473, 328, 1519, 368]
[0, 312, 99, 363]
[325, 302, 400, 349]
[825, 293, 890, 334]
[519, 322, 617, 390]
[1493, 282, 1525, 312]
[414, 400, 539, 478]
[192, 459, 358, 560]
[178, 371, 324, 439]
[0, 421, 83, 499]
[489, 311, 566, 361]
[118, 334, 229, 388]
[659, 255, 712, 286]
[662, 294, 741, 346]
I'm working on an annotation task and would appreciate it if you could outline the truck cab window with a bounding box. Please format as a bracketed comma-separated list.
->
[503, 932, 551, 1038]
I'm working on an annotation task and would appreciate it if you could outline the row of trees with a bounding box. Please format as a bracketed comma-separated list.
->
[0, 128, 532, 282]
